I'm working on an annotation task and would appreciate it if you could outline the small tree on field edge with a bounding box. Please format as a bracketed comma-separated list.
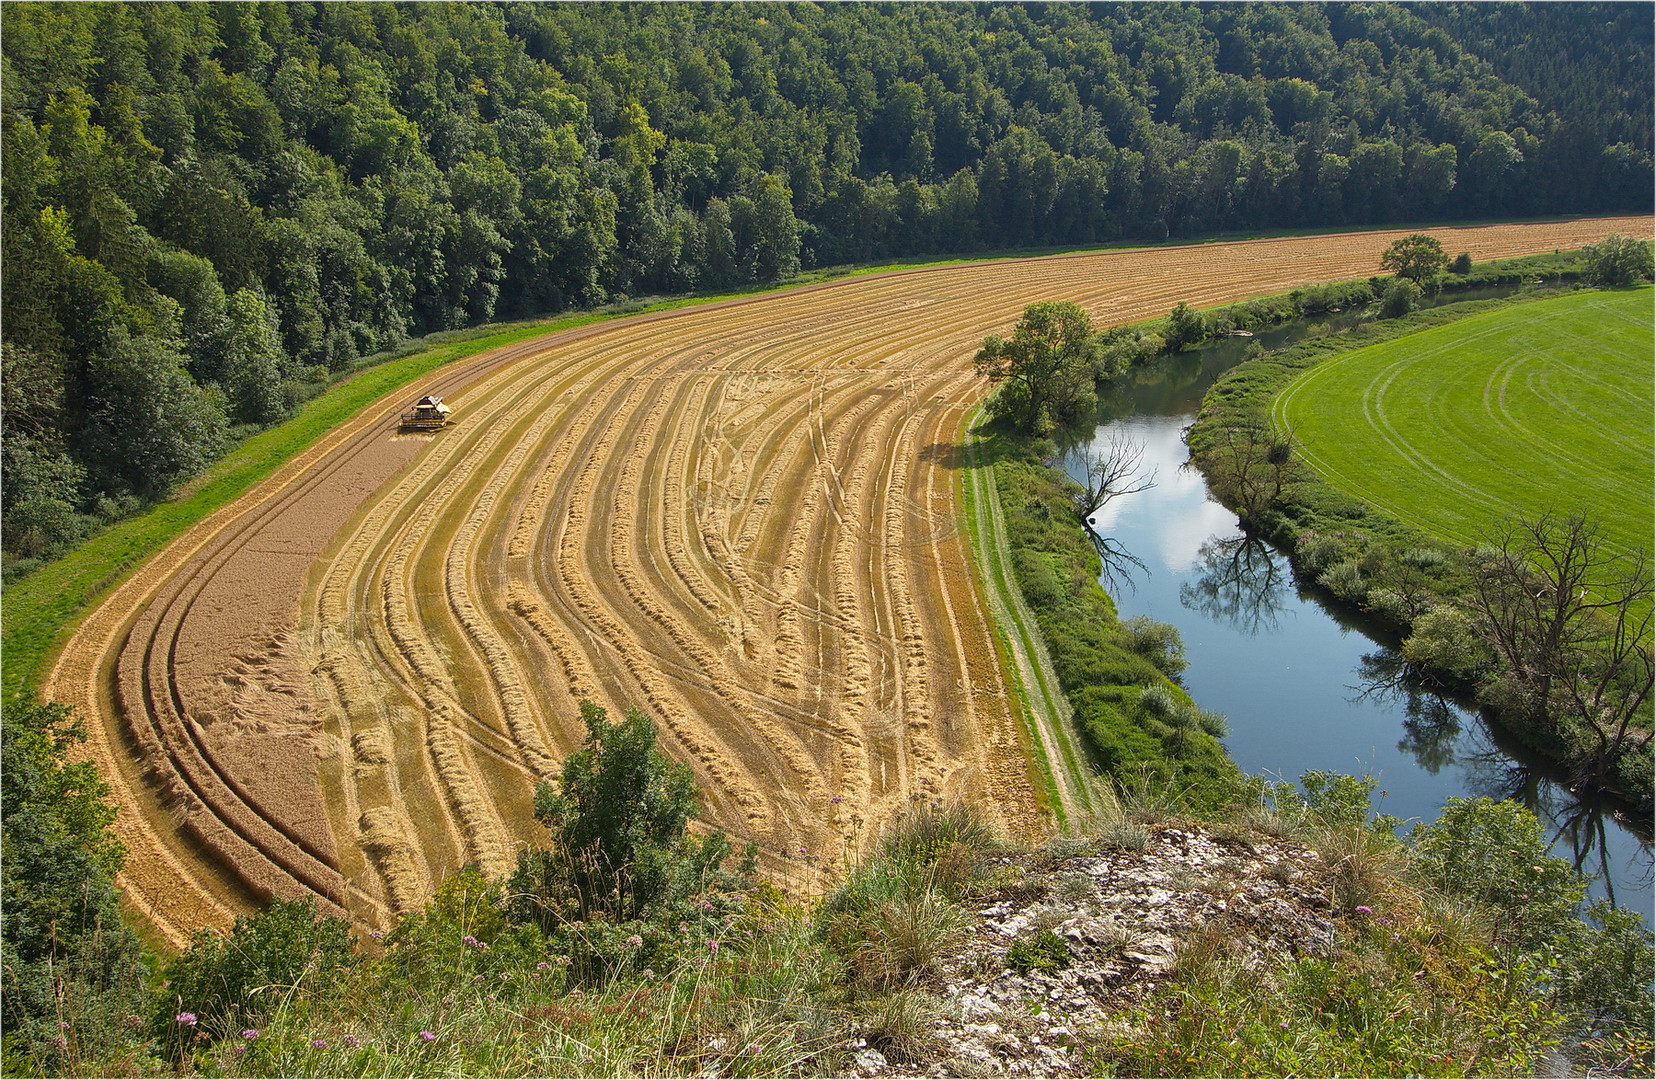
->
[974, 300, 1100, 434]
[508, 700, 753, 929]
[1379, 233, 1449, 282]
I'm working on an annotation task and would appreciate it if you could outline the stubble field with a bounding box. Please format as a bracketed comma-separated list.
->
[43, 217, 1651, 946]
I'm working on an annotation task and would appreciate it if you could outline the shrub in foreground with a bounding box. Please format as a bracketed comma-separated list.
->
[152, 898, 355, 1060]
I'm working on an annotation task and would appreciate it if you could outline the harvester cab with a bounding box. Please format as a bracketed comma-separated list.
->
[400, 394, 452, 431]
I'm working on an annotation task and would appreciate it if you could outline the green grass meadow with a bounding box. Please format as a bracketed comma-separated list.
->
[1275, 287, 1654, 563]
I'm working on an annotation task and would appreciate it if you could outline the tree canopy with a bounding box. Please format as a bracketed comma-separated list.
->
[1582, 233, 1656, 286]
[1379, 233, 1450, 281]
[1, 700, 148, 1070]
[975, 300, 1101, 434]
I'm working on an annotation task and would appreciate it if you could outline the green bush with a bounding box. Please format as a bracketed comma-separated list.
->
[879, 802, 999, 878]
[153, 898, 355, 1056]
[3, 497, 86, 558]
[505, 701, 757, 984]
[1005, 929, 1072, 974]
[1583, 233, 1654, 286]
[1408, 798, 1652, 1070]
[1119, 615, 1187, 678]
[1106, 944, 1561, 1078]
[1379, 276, 1422, 318]
[819, 804, 995, 988]
[508, 700, 739, 927]
[1552, 900, 1656, 1068]
[1409, 798, 1584, 952]
[1292, 278, 1376, 313]
[1163, 301, 1210, 351]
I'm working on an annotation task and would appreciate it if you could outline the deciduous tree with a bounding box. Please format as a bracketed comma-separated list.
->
[974, 300, 1100, 434]
[1379, 233, 1449, 281]
[1461, 513, 1653, 793]
[1582, 233, 1655, 286]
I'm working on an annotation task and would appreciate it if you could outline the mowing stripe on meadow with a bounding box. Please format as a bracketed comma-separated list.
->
[1274, 288, 1654, 563]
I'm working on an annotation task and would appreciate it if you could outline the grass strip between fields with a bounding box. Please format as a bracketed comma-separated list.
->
[960, 408, 1098, 827]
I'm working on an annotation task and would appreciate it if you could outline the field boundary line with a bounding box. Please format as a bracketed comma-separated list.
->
[961, 411, 1097, 827]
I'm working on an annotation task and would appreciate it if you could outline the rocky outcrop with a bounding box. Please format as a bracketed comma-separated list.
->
[850, 824, 1338, 1078]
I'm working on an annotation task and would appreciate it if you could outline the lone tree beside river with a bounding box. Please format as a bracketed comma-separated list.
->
[974, 301, 1101, 435]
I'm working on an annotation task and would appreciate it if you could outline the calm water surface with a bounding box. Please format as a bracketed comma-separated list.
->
[1062, 317, 1653, 916]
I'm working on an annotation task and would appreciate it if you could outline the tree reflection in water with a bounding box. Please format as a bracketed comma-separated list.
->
[1356, 646, 1654, 907]
[1355, 649, 1463, 775]
[1059, 438, 1154, 594]
[1179, 532, 1291, 636]
[1455, 725, 1653, 910]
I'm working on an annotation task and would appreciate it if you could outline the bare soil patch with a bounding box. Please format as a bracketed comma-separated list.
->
[45, 217, 1650, 945]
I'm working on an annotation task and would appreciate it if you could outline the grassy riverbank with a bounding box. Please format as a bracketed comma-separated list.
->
[965, 423, 1241, 811]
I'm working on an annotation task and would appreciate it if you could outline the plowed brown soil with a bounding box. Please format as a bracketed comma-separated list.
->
[46, 218, 1651, 945]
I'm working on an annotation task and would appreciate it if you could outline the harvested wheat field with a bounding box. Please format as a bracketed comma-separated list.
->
[45, 218, 1651, 945]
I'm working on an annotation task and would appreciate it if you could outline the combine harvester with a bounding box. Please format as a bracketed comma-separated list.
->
[399, 394, 452, 431]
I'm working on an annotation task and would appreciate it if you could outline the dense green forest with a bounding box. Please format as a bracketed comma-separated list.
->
[3, 1, 1652, 567]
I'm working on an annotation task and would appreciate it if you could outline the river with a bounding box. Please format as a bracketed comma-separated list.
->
[1061, 307, 1654, 917]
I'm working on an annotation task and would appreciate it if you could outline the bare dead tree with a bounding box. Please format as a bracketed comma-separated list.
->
[1462, 512, 1654, 790]
[1561, 550, 1654, 784]
[1194, 422, 1299, 524]
[1065, 429, 1155, 588]
[1069, 428, 1157, 525]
